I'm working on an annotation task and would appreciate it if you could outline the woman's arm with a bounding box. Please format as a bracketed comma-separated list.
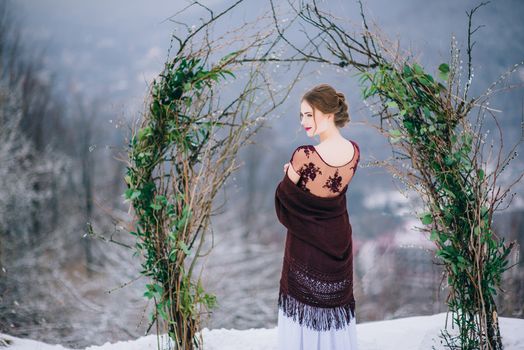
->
[285, 162, 300, 184]
[284, 146, 304, 184]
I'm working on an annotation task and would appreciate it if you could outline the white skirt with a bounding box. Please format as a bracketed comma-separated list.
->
[277, 307, 358, 350]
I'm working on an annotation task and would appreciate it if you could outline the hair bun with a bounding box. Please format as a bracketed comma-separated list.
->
[335, 92, 349, 128]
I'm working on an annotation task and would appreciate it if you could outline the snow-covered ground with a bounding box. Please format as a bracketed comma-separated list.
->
[1, 312, 522, 350]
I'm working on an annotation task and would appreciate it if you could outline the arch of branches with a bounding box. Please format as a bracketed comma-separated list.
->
[121, 1, 522, 349]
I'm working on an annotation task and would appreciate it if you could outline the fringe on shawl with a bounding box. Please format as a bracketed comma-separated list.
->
[278, 291, 356, 331]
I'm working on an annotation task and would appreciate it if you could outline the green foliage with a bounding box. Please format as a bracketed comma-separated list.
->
[438, 63, 450, 81]
[124, 52, 236, 347]
[357, 60, 513, 349]
[420, 212, 433, 225]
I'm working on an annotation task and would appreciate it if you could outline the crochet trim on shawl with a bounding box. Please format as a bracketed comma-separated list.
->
[278, 291, 356, 331]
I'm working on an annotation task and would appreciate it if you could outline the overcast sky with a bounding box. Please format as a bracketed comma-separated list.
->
[12, 0, 524, 143]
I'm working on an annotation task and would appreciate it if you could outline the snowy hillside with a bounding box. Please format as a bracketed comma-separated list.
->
[1, 312, 522, 350]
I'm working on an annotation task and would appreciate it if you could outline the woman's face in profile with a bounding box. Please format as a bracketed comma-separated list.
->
[300, 100, 331, 137]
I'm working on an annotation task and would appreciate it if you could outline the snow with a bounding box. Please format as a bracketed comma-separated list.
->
[1, 312, 522, 350]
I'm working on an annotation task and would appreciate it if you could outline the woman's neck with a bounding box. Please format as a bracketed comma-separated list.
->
[318, 126, 342, 143]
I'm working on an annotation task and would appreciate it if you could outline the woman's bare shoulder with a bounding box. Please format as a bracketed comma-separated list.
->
[315, 138, 356, 165]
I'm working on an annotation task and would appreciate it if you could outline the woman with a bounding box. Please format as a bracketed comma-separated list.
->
[274, 83, 360, 350]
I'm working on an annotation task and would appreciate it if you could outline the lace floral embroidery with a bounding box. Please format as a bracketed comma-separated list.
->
[301, 145, 315, 158]
[297, 162, 322, 191]
[323, 168, 343, 193]
[290, 142, 359, 197]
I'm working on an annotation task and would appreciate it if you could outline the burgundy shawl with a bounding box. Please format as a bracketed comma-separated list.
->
[274, 172, 355, 331]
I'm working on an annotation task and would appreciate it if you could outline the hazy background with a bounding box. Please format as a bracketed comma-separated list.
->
[1, 0, 523, 348]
